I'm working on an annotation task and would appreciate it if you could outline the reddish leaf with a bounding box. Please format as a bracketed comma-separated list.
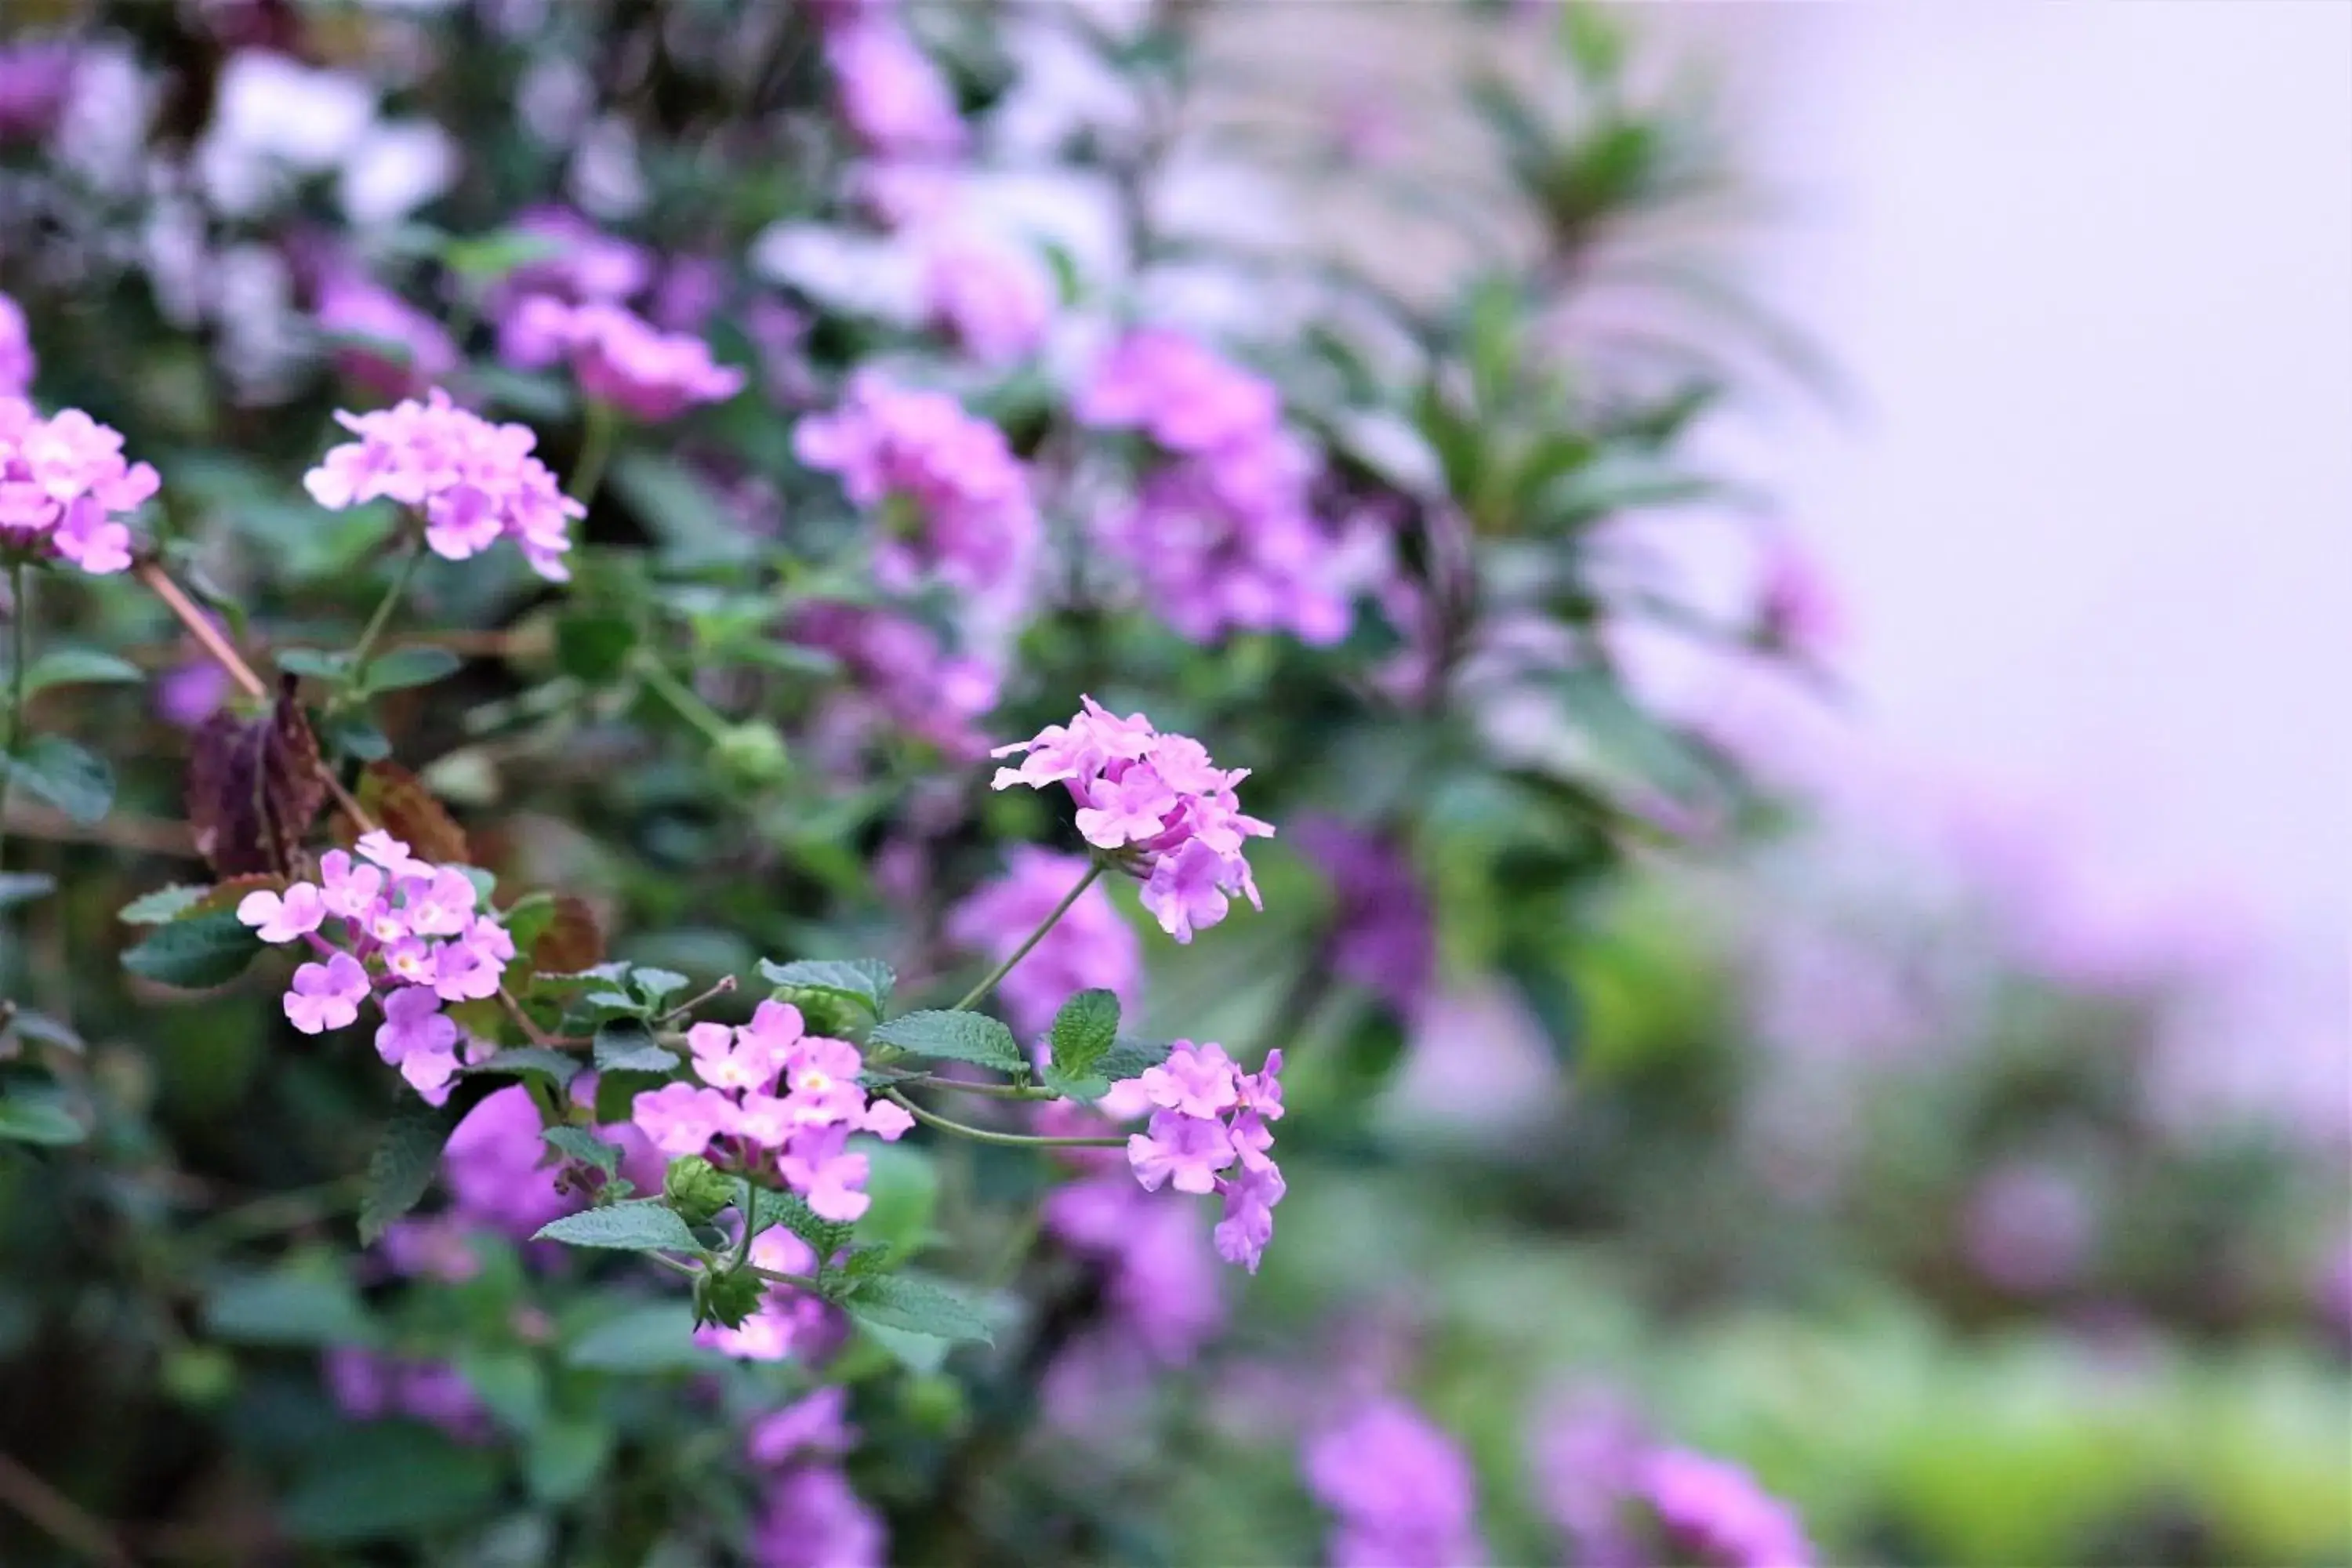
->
[187, 677, 325, 877]
[338, 760, 470, 865]
[531, 895, 604, 975]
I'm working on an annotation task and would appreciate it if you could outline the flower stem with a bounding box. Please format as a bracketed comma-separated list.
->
[0, 561, 28, 875]
[571, 400, 617, 508]
[346, 533, 425, 690]
[881, 1087, 1125, 1150]
[907, 1075, 1058, 1102]
[634, 654, 733, 746]
[950, 858, 1105, 1014]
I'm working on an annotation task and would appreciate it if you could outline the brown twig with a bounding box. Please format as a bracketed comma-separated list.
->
[0, 1450, 136, 1568]
[132, 561, 379, 836]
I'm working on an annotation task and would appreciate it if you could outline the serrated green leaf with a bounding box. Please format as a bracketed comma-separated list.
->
[117, 883, 208, 924]
[1047, 989, 1120, 1081]
[1095, 1035, 1174, 1085]
[840, 1272, 995, 1344]
[593, 1018, 679, 1073]
[746, 1185, 854, 1261]
[543, 1125, 622, 1179]
[359, 644, 462, 694]
[0, 871, 56, 910]
[867, 1010, 1025, 1073]
[120, 909, 262, 990]
[464, 1047, 583, 1089]
[22, 648, 143, 694]
[4, 735, 113, 823]
[629, 967, 689, 1005]
[756, 956, 895, 1018]
[278, 1422, 501, 1544]
[0, 1092, 84, 1145]
[203, 1262, 372, 1346]
[358, 1076, 501, 1245]
[535, 1200, 700, 1254]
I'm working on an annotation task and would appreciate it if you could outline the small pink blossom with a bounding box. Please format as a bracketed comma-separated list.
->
[633, 1081, 738, 1157]
[1127, 1109, 1234, 1196]
[1138, 1040, 1239, 1120]
[317, 850, 385, 919]
[237, 882, 326, 943]
[0, 398, 157, 577]
[824, 20, 965, 160]
[506, 298, 743, 423]
[285, 952, 370, 1034]
[376, 985, 461, 1091]
[780, 1123, 872, 1221]
[356, 830, 424, 875]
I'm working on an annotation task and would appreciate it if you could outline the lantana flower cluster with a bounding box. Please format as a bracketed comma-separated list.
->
[788, 601, 1001, 761]
[314, 267, 459, 399]
[630, 1000, 914, 1223]
[303, 388, 584, 580]
[234, 830, 516, 1093]
[793, 371, 1036, 596]
[0, 397, 159, 575]
[1079, 328, 1357, 646]
[1535, 1390, 1817, 1568]
[1121, 1039, 1286, 1272]
[990, 698, 1272, 943]
[1304, 1399, 1486, 1568]
[506, 296, 745, 423]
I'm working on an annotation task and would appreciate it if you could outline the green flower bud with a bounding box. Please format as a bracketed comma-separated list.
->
[713, 720, 790, 788]
[662, 1155, 734, 1227]
[692, 1265, 768, 1331]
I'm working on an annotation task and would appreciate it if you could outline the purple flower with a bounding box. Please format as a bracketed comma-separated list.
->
[0, 42, 76, 143]
[780, 1122, 873, 1222]
[0, 292, 33, 397]
[633, 1080, 738, 1157]
[506, 298, 742, 422]
[794, 372, 1036, 597]
[0, 400, 158, 577]
[374, 984, 461, 1091]
[1639, 1448, 1814, 1568]
[946, 847, 1143, 1042]
[788, 601, 1001, 760]
[824, 20, 965, 161]
[1962, 1160, 2096, 1295]
[1079, 328, 1279, 454]
[1303, 1399, 1486, 1568]
[1530, 1387, 1650, 1568]
[285, 952, 369, 1034]
[922, 234, 1052, 365]
[1044, 1174, 1226, 1363]
[747, 1386, 856, 1468]
[237, 882, 326, 944]
[1127, 1109, 1234, 1196]
[1138, 1040, 1240, 1120]
[1295, 816, 1434, 1016]
[321, 1348, 491, 1444]
[154, 662, 230, 729]
[1212, 1160, 1284, 1272]
[303, 388, 585, 581]
[752, 1463, 887, 1568]
[990, 698, 1271, 944]
[315, 270, 459, 399]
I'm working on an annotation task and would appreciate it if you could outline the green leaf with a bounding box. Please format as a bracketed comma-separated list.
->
[5, 1009, 82, 1054]
[0, 871, 56, 910]
[274, 648, 352, 684]
[441, 227, 566, 283]
[609, 453, 759, 568]
[1047, 989, 1120, 1081]
[564, 1301, 718, 1371]
[359, 644, 462, 694]
[839, 1272, 995, 1344]
[358, 1077, 500, 1245]
[120, 909, 262, 989]
[592, 1069, 669, 1126]
[535, 1200, 700, 1254]
[117, 883, 208, 924]
[202, 1262, 372, 1346]
[852, 1142, 938, 1261]
[555, 612, 637, 684]
[866, 1010, 1025, 1073]
[22, 648, 143, 694]
[455, 1348, 546, 1435]
[756, 956, 895, 1019]
[593, 1018, 679, 1073]
[278, 1422, 502, 1544]
[318, 706, 392, 761]
[464, 1047, 583, 1090]
[1095, 1036, 1174, 1085]
[3, 735, 113, 823]
[629, 967, 689, 1006]
[543, 1125, 622, 1181]
[0, 1091, 84, 1145]
[746, 1185, 854, 1261]
[525, 1417, 615, 1504]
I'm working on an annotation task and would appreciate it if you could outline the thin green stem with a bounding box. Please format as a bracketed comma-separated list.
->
[636, 654, 733, 746]
[906, 1075, 1057, 1102]
[0, 561, 29, 875]
[882, 1087, 1125, 1150]
[751, 1266, 824, 1293]
[570, 400, 617, 508]
[346, 533, 425, 689]
[950, 859, 1106, 1014]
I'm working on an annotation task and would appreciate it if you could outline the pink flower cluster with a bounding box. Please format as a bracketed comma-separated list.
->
[1120, 1040, 1285, 1272]
[1305, 1399, 1486, 1568]
[1079, 328, 1356, 646]
[0, 399, 159, 575]
[989, 698, 1272, 944]
[1533, 1391, 1817, 1568]
[921, 234, 1053, 366]
[235, 831, 517, 1093]
[947, 847, 1143, 1041]
[506, 297, 744, 423]
[746, 1388, 887, 1568]
[1640, 1449, 1816, 1568]
[629, 1000, 914, 1223]
[794, 372, 1036, 596]
[822, 13, 966, 162]
[314, 269, 459, 400]
[303, 388, 584, 580]
[324, 1347, 491, 1445]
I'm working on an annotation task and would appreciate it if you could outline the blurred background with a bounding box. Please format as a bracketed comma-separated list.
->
[0, 2, 2346, 1565]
